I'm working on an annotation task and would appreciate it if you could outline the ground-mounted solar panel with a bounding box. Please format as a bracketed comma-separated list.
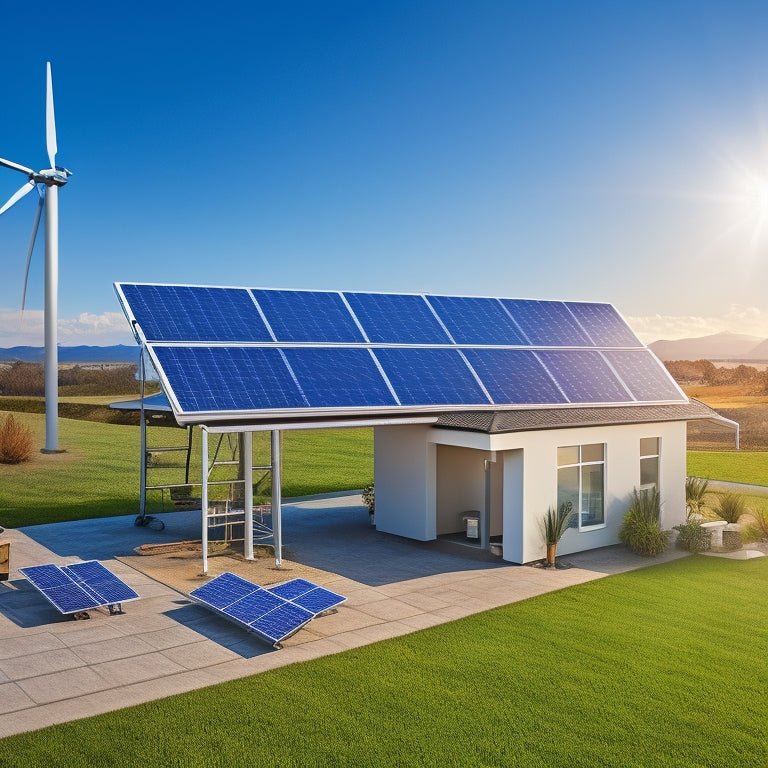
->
[374, 348, 491, 406]
[20, 562, 139, 615]
[537, 350, 632, 403]
[188, 572, 260, 609]
[250, 602, 315, 645]
[564, 302, 641, 347]
[501, 299, 592, 347]
[252, 289, 365, 343]
[343, 292, 453, 344]
[118, 284, 272, 343]
[602, 350, 684, 402]
[425, 296, 528, 345]
[283, 348, 398, 408]
[152, 346, 309, 414]
[463, 349, 567, 405]
[190, 573, 344, 647]
[269, 578, 347, 614]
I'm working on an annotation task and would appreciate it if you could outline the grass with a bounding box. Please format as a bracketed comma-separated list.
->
[0, 412, 372, 528]
[1, 555, 766, 767]
[688, 450, 768, 486]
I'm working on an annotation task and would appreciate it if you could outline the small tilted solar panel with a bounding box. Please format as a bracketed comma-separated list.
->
[190, 572, 345, 647]
[114, 283, 686, 423]
[20, 561, 140, 615]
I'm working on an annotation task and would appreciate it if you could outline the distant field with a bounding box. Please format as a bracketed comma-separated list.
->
[683, 384, 768, 409]
[0, 412, 373, 528]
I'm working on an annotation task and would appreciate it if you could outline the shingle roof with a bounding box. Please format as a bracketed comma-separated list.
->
[433, 399, 736, 434]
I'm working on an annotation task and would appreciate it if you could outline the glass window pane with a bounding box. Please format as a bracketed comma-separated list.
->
[640, 437, 659, 457]
[581, 464, 604, 526]
[581, 443, 604, 463]
[640, 456, 659, 488]
[557, 446, 579, 466]
[557, 466, 580, 528]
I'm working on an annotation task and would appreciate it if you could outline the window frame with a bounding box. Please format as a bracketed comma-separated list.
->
[639, 437, 661, 494]
[556, 443, 606, 532]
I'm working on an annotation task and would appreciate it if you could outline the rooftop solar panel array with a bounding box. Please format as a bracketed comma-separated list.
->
[190, 573, 345, 647]
[20, 561, 140, 615]
[114, 283, 686, 421]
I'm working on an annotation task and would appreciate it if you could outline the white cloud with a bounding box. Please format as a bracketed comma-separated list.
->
[627, 304, 768, 343]
[0, 309, 135, 347]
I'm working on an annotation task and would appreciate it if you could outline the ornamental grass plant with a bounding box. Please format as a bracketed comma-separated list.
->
[0, 414, 34, 464]
[619, 487, 669, 556]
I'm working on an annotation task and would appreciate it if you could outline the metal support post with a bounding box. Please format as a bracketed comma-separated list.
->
[272, 430, 282, 567]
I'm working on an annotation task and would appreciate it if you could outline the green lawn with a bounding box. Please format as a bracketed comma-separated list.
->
[688, 450, 768, 486]
[0, 412, 372, 527]
[1, 555, 766, 767]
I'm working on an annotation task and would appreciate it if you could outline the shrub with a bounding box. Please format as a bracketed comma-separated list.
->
[714, 491, 746, 524]
[673, 521, 711, 553]
[0, 414, 34, 463]
[362, 482, 374, 514]
[685, 477, 710, 519]
[619, 488, 669, 556]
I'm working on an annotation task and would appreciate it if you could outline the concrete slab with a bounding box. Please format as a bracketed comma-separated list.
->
[0, 492, 715, 739]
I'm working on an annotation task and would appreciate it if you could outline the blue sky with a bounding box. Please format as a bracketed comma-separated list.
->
[3, 1, 768, 346]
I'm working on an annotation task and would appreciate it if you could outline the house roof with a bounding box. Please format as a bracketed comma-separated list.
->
[433, 399, 738, 435]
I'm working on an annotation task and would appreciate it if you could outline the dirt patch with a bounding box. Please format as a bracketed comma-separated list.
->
[118, 543, 340, 596]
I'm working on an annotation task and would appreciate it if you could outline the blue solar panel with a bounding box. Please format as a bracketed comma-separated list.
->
[252, 289, 365, 343]
[343, 292, 452, 344]
[602, 350, 684, 402]
[268, 578, 346, 614]
[66, 561, 140, 605]
[250, 602, 315, 644]
[153, 346, 308, 413]
[537, 351, 632, 403]
[268, 577, 318, 600]
[425, 296, 528, 345]
[191, 573, 343, 647]
[283, 348, 397, 408]
[20, 562, 139, 615]
[190, 572, 260, 609]
[501, 300, 592, 347]
[564, 302, 641, 347]
[463, 349, 567, 405]
[118, 284, 272, 343]
[222, 589, 284, 625]
[374, 348, 491, 406]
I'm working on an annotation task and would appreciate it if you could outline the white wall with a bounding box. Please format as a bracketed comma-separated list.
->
[375, 419, 687, 562]
[374, 424, 436, 540]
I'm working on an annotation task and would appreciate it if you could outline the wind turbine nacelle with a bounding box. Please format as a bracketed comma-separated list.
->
[34, 168, 71, 186]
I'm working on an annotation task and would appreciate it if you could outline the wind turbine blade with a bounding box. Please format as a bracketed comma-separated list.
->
[0, 180, 35, 215]
[0, 156, 35, 175]
[21, 191, 44, 312]
[46, 61, 57, 169]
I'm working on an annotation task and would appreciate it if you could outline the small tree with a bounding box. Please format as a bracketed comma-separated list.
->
[541, 501, 574, 567]
[0, 414, 34, 464]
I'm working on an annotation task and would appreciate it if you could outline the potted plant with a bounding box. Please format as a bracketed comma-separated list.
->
[362, 482, 375, 525]
[542, 501, 574, 567]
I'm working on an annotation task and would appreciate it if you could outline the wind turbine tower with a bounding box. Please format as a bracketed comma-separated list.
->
[0, 62, 71, 453]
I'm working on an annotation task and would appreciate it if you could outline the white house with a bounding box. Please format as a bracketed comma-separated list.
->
[374, 400, 733, 563]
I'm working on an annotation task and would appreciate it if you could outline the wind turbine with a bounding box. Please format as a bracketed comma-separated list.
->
[0, 62, 71, 453]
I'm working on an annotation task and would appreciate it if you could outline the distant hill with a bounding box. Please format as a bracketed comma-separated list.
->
[649, 332, 768, 362]
[0, 345, 138, 363]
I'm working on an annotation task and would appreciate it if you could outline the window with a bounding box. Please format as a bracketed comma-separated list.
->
[640, 437, 660, 492]
[557, 443, 605, 530]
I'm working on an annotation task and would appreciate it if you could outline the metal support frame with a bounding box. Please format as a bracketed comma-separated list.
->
[272, 429, 282, 567]
[202, 426, 209, 575]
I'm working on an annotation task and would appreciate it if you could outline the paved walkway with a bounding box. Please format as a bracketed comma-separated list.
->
[0, 495, 688, 738]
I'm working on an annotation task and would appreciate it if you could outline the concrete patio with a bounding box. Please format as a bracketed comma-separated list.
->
[0, 493, 688, 738]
